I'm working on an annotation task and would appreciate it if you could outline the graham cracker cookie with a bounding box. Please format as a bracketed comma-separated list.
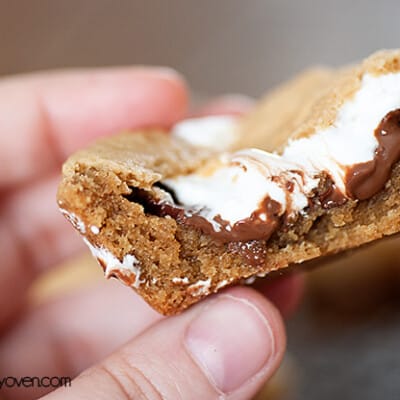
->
[58, 50, 400, 314]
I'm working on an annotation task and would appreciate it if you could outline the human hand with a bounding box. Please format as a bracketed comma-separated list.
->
[0, 67, 302, 399]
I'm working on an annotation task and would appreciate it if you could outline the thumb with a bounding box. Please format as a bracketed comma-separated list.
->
[43, 287, 285, 400]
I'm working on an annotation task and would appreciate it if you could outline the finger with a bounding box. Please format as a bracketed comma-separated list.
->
[0, 67, 187, 188]
[193, 94, 255, 117]
[44, 287, 285, 400]
[2, 175, 82, 273]
[255, 273, 305, 318]
[0, 280, 162, 400]
[0, 175, 84, 328]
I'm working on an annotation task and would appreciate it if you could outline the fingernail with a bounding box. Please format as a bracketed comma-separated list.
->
[185, 295, 277, 393]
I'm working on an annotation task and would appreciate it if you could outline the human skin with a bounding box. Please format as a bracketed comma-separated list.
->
[0, 67, 302, 400]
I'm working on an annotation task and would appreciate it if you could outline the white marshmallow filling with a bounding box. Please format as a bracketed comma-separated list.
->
[161, 72, 400, 238]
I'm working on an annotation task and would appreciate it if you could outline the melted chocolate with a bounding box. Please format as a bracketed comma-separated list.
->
[140, 190, 282, 243]
[346, 109, 400, 200]
[319, 180, 347, 209]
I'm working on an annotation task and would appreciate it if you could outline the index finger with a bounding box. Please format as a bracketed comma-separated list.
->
[0, 67, 187, 188]
[0, 67, 187, 329]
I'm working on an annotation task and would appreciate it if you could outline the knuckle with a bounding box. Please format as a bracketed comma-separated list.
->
[101, 355, 164, 400]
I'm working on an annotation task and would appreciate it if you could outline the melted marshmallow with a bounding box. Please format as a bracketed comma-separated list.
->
[283, 72, 400, 193]
[164, 72, 400, 229]
[83, 238, 142, 288]
[172, 116, 239, 151]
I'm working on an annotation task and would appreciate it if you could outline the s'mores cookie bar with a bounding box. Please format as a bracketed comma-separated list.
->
[58, 50, 400, 315]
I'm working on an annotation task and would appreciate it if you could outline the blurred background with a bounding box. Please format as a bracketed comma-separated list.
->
[2, 0, 400, 97]
[2, 1, 400, 399]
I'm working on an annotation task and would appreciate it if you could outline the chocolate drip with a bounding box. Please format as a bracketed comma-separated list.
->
[346, 109, 400, 200]
[198, 197, 282, 243]
[143, 194, 281, 243]
[127, 187, 282, 243]
[319, 179, 347, 209]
